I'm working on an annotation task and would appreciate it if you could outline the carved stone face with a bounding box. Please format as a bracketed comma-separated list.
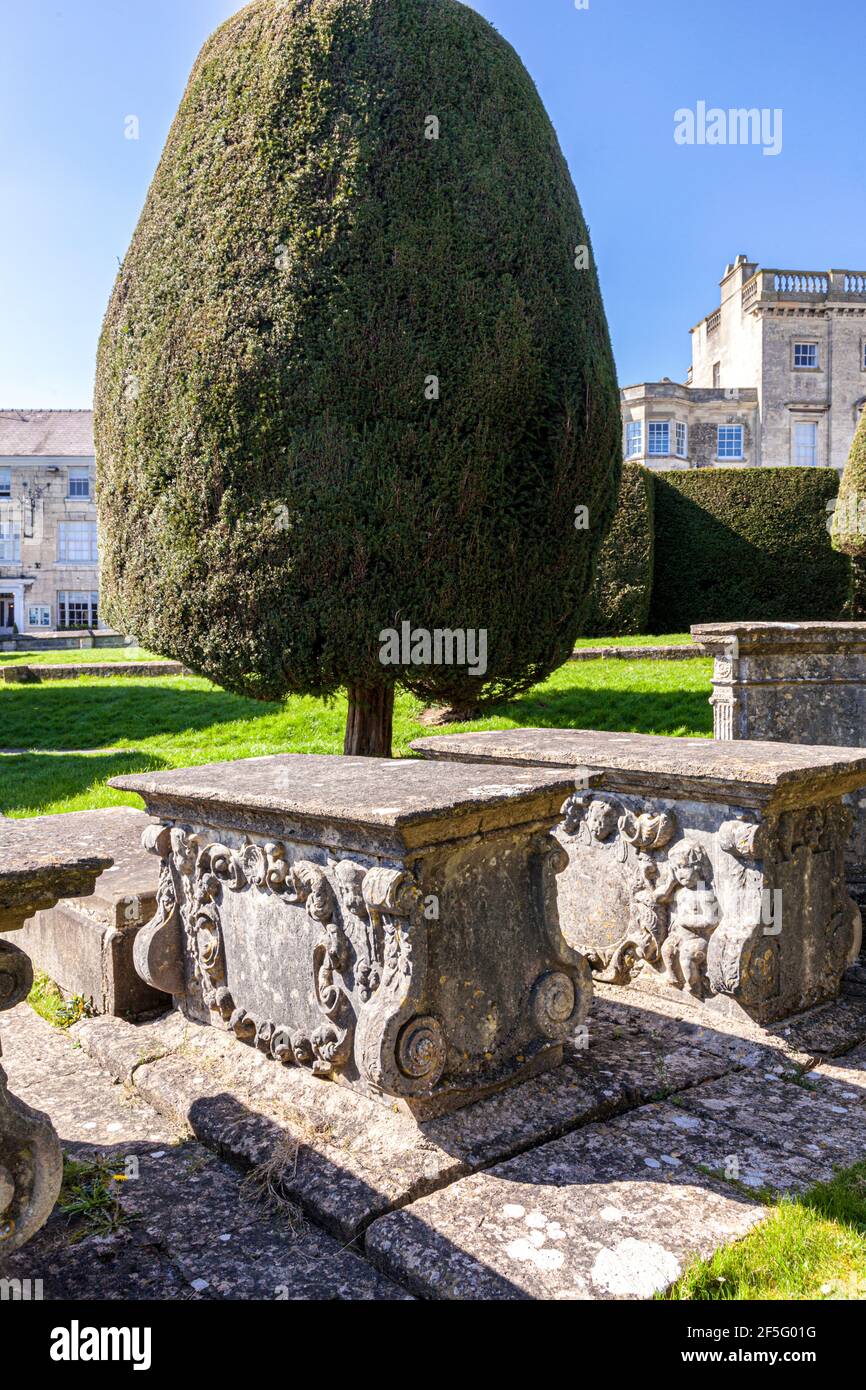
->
[586, 800, 618, 842]
[668, 840, 709, 889]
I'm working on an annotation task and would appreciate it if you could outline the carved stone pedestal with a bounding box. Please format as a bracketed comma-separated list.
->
[109, 755, 592, 1118]
[0, 822, 110, 1252]
[694, 622, 866, 903]
[411, 729, 866, 1025]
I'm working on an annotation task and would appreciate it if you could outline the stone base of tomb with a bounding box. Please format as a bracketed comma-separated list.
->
[411, 728, 866, 1026]
[109, 755, 594, 1117]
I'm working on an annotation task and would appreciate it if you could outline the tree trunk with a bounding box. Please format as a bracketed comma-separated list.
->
[344, 684, 395, 758]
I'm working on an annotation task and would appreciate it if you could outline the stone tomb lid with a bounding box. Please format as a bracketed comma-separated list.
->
[109, 754, 577, 853]
[409, 728, 866, 812]
[2, 808, 159, 925]
[0, 815, 113, 932]
[691, 621, 866, 653]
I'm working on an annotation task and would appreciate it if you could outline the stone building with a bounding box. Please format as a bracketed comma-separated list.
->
[0, 410, 98, 635]
[622, 256, 866, 471]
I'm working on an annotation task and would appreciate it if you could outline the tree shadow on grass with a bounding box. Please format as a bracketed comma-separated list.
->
[489, 681, 714, 738]
[0, 751, 167, 816]
[0, 681, 275, 752]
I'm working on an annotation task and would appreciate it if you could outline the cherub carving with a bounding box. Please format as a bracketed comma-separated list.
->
[655, 841, 720, 998]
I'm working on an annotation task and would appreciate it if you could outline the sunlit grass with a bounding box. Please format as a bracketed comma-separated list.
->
[571, 632, 693, 647]
[0, 646, 159, 665]
[663, 1162, 866, 1301]
[0, 656, 713, 817]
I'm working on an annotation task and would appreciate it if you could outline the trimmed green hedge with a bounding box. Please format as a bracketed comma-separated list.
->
[583, 463, 654, 635]
[648, 467, 849, 631]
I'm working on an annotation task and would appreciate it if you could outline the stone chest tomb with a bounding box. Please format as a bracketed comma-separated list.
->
[694, 621, 866, 902]
[411, 729, 866, 1024]
[109, 755, 593, 1117]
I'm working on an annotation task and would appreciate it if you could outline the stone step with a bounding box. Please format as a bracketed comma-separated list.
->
[0, 1004, 409, 1301]
[362, 1050, 866, 1300]
[72, 1003, 748, 1244]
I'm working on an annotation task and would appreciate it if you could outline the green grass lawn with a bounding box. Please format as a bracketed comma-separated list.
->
[664, 1162, 866, 1301]
[571, 632, 693, 647]
[0, 646, 159, 665]
[0, 656, 713, 817]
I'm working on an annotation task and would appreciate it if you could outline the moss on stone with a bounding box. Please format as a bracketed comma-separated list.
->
[95, 0, 620, 709]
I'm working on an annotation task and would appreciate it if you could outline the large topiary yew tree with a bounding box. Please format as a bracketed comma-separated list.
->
[95, 0, 620, 756]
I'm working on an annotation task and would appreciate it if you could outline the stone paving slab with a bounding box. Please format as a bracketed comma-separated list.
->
[8, 987, 866, 1300]
[0, 1006, 410, 1301]
[364, 1111, 764, 1300]
[73, 1006, 743, 1242]
[593, 982, 866, 1067]
[603, 1100, 836, 1192]
[673, 1070, 866, 1171]
[569, 645, 708, 662]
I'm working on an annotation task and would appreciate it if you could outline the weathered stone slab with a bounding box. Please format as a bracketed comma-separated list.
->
[603, 1099, 832, 1192]
[364, 1111, 764, 1300]
[0, 816, 111, 933]
[109, 755, 593, 1117]
[694, 621, 866, 902]
[412, 729, 866, 1025]
[673, 1070, 866, 1170]
[0, 827, 111, 1254]
[73, 1004, 742, 1242]
[570, 644, 708, 662]
[0, 808, 164, 1020]
[0, 661, 183, 684]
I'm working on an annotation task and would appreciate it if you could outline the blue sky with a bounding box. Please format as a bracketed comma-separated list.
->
[2, 0, 864, 407]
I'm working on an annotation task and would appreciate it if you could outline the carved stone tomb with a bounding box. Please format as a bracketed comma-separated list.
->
[109, 755, 592, 1117]
[694, 621, 866, 903]
[411, 729, 866, 1024]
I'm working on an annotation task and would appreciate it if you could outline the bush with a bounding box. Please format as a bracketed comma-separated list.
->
[94, 0, 620, 753]
[649, 467, 849, 631]
[582, 463, 654, 635]
[832, 409, 866, 558]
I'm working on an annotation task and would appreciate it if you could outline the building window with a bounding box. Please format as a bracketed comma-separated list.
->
[0, 520, 21, 564]
[712, 362, 721, 388]
[862, 341, 866, 372]
[717, 425, 744, 460]
[676, 422, 689, 458]
[57, 521, 98, 563]
[794, 421, 818, 466]
[57, 591, 98, 629]
[28, 605, 51, 628]
[0, 469, 10, 499]
[648, 421, 670, 457]
[794, 342, 819, 369]
[626, 422, 642, 458]
[67, 468, 91, 500]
